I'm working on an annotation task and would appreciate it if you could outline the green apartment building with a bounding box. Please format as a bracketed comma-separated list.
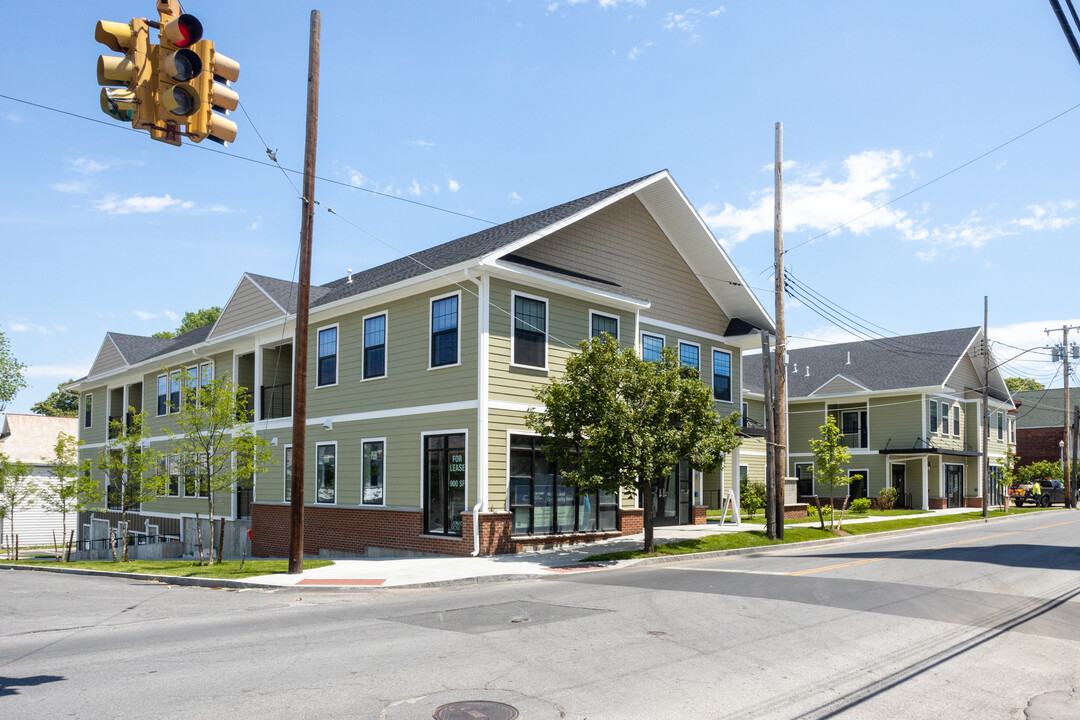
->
[742, 327, 1017, 510]
[69, 171, 773, 557]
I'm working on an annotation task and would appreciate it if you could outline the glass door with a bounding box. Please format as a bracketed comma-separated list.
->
[891, 464, 906, 509]
[945, 464, 964, 508]
[425, 434, 466, 535]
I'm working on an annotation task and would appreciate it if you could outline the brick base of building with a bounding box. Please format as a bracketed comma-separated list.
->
[692, 505, 707, 525]
[251, 503, 644, 558]
[928, 497, 947, 509]
[784, 503, 809, 519]
[963, 497, 983, 508]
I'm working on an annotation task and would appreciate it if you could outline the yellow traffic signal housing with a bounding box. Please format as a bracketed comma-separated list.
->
[95, 18, 161, 136]
[186, 40, 240, 145]
[156, 10, 204, 138]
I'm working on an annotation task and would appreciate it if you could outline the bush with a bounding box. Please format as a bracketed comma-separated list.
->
[739, 475, 767, 519]
[877, 486, 898, 510]
[851, 497, 872, 513]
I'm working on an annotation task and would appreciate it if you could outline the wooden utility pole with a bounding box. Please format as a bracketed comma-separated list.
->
[760, 330, 775, 536]
[772, 121, 786, 539]
[982, 297, 990, 520]
[288, 10, 321, 575]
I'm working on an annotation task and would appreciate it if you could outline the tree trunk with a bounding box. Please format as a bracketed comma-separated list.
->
[195, 512, 204, 566]
[836, 496, 850, 532]
[206, 494, 216, 565]
[216, 517, 225, 565]
[828, 487, 835, 530]
[643, 484, 655, 554]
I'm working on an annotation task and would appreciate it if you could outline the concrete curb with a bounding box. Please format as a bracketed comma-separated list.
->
[1, 509, 1064, 591]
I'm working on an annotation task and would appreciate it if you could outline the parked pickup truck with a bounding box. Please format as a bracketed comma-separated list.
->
[1009, 480, 1067, 507]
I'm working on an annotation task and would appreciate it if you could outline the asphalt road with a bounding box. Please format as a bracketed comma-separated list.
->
[3, 511, 1079, 719]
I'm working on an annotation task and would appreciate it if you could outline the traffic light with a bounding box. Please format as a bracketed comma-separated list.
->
[95, 18, 159, 133]
[186, 40, 240, 145]
[155, 12, 204, 144]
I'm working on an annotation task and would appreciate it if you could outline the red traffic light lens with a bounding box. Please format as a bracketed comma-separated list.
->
[164, 14, 203, 48]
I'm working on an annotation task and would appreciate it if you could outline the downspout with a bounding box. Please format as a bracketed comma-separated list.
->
[465, 266, 489, 556]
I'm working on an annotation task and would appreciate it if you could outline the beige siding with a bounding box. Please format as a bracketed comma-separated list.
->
[639, 322, 742, 415]
[514, 195, 730, 335]
[307, 285, 478, 417]
[252, 410, 476, 509]
[945, 351, 981, 393]
[788, 401, 826, 454]
[868, 394, 921, 449]
[743, 398, 766, 427]
[812, 375, 866, 396]
[79, 386, 108, 445]
[209, 276, 284, 340]
[89, 338, 126, 378]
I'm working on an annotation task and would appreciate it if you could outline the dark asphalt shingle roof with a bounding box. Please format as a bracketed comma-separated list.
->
[107, 324, 214, 366]
[1013, 388, 1072, 428]
[743, 327, 983, 397]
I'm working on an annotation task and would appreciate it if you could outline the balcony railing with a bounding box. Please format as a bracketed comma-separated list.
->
[261, 383, 292, 420]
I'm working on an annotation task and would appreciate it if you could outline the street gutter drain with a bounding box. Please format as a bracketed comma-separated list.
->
[433, 700, 519, 720]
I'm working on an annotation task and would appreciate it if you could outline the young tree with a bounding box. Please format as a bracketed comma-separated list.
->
[94, 411, 166, 561]
[0, 453, 33, 560]
[165, 375, 271, 565]
[809, 415, 862, 531]
[526, 335, 742, 554]
[1016, 460, 1063, 484]
[996, 444, 1020, 513]
[30, 380, 80, 417]
[35, 432, 99, 560]
[1004, 377, 1044, 393]
[0, 327, 28, 412]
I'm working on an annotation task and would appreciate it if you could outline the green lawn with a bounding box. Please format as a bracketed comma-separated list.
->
[588, 507, 1055, 561]
[5, 558, 334, 580]
[706, 507, 931, 522]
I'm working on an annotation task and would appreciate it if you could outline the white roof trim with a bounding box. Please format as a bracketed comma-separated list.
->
[808, 373, 871, 396]
[490, 260, 650, 308]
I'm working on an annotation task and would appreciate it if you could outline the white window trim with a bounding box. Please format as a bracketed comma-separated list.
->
[428, 290, 462, 370]
[166, 456, 180, 497]
[510, 290, 549, 371]
[315, 441, 338, 505]
[678, 339, 701, 372]
[420, 428, 470, 531]
[847, 468, 870, 495]
[360, 437, 387, 507]
[83, 393, 93, 429]
[156, 374, 168, 417]
[996, 411, 1004, 440]
[283, 444, 293, 504]
[712, 347, 733, 403]
[315, 323, 340, 389]
[169, 369, 182, 415]
[361, 311, 389, 382]
[940, 402, 950, 436]
[641, 332, 665, 361]
[589, 309, 620, 342]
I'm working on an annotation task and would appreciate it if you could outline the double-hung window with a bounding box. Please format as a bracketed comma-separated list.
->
[362, 440, 385, 505]
[713, 349, 732, 402]
[513, 293, 547, 368]
[363, 313, 386, 379]
[679, 342, 699, 373]
[997, 412, 1004, 440]
[953, 405, 961, 436]
[169, 371, 181, 413]
[590, 311, 619, 341]
[642, 333, 664, 362]
[316, 443, 336, 504]
[841, 410, 868, 448]
[83, 393, 93, 428]
[940, 403, 950, 436]
[929, 400, 938, 433]
[200, 362, 213, 390]
[317, 326, 338, 387]
[185, 366, 198, 406]
[431, 295, 459, 367]
[157, 375, 168, 415]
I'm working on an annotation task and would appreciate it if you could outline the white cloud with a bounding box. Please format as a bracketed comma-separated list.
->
[447, 177, 460, 192]
[628, 41, 653, 60]
[8, 320, 60, 335]
[248, 221, 260, 231]
[5, 112, 22, 123]
[664, 9, 702, 32]
[598, 0, 646, 8]
[405, 139, 435, 148]
[133, 310, 158, 320]
[52, 181, 90, 194]
[69, 157, 111, 174]
[509, 191, 523, 203]
[701, 149, 915, 249]
[915, 248, 941, 262]
[433, 184, 441, 194]
[26, 364, 92, 379]
[164, 310, 179, 322]
[408, 179, 422, 196]
[988, 318, 1080, 386]
[548, 2, 559, 11]
[1013, 201, 1078, 232]
[95, 194, 196, 214]
[346, 167, 364, 186]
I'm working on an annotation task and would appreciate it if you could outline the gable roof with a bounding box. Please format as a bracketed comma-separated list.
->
[743, 327, 1005, 399]
[1014, 388, 1072, 428]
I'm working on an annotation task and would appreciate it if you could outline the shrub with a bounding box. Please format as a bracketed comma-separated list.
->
[877, 486, 898, 510]
[739, 475, 767, 520]
[851, 497, 872, 513]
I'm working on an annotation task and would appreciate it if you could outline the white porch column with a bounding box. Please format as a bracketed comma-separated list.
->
[921, 458, 929, 511]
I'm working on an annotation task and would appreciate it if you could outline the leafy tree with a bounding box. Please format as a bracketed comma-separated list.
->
[35, 432, 99, 560]
[1005, 377, 1044, 393]
[30, 379, 79, 417]
[526, 335, 742, 554]
[164, 375, 271, 565]
[0, 453, 33, 560]
[739, 473, 766, 520]
[1016, 460, 1063, 484]
[809, 415, 863, 531]
[0, 328, 28, 412]
[152, 307, 222, 340]
[94, 410, 166, 561]
[996, 444, 1020, 512]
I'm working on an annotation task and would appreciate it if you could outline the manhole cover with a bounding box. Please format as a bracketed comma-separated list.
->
[433, 700, 519, 720]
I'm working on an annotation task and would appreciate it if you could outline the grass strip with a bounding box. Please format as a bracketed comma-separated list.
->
[586, 507, 1054, 561]
[5, 558, 333, 580]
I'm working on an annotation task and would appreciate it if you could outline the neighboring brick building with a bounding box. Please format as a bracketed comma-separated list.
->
[1013, 388, 1076, 472]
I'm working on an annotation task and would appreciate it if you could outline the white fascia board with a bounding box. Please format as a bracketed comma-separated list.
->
[488, 261, 649, 309]
[206, 274, 288, 342]
[807, 373, 871, 396]
[788, 385, 949, 403]
[306, 260, 480, 321]
[479, 173, 670, 265]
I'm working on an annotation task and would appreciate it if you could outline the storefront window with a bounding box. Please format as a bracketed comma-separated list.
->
[425, 433, 466, 535]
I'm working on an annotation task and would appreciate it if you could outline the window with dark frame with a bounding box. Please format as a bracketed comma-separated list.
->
[425, 433, 466, 535]
[840, 410, 868, 448]
[431, 296, 458, 367]
[929, 400, 938, 433]
[157, 375, 168, 415]
[591, 313, 618, 340]
[317, 326, 338, 386]
[363, 314, 386, 379]
[84, 393, 93, 428]
[513, 295, 547, 367]
[713, 349, 732, 402]
[997, 412, 1004, 440]
[362, 440, 384, 505]
[185, 366, 198, 406]
[169, 371, 181, 413]
[316, 443, 336, 504]
[795, 463, 814, 497]
[679, 343, 699, 372]
[509, 434, 617, 536]
[941, 403, 950, 436]
[642, 334, 664, 362]
[953, 405, 961, 436]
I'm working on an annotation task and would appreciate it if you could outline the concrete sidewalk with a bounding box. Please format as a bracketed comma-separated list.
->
[244, 507, 984, 589]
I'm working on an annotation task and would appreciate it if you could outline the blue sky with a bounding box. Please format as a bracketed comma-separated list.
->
[3, 0, 1079, 413]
